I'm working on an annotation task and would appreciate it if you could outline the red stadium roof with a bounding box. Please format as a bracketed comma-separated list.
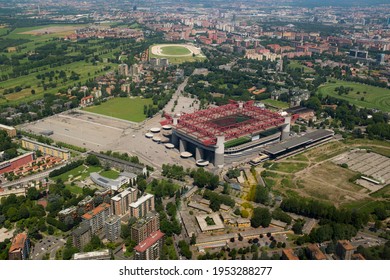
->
[164, 101, 285, 146]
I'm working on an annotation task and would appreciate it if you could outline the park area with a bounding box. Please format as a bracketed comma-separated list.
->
[149, 44, 206, 64]
[318, 80, 390, 112]
[83, 97, 153, 122]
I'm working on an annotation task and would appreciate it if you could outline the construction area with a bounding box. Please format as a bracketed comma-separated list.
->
[333, 150, 390, 192]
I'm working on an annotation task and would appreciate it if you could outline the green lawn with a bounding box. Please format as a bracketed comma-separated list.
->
[52, 165, 102, 182]
[262, 98, 289, 109]
[65, 184, 83, 195]
[160, 46, 191, 56]
[268, 162, 308, 173]
[287, 61, 315, 73]
[149, 44, 205, 64]
[83, 97, 153, 122]
[318, 80, 390, 112]
[99, 170, 120, 179]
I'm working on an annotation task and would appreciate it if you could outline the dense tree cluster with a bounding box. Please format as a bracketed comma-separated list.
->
[191, 168, 219, 190]
[0, 130, 18, 161]
[250, 207, 272, 228]
[280, 197, 369, 229]
[162, 164, 187, 181]
[203, 189, 235, 212]
[49, 160, 84, 178]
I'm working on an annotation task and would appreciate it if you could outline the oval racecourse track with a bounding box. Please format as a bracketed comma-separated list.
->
[150, 44, 203, 57]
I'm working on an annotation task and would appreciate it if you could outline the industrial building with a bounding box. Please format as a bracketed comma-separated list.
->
[262, 129, 334, 159]
[161, 100, 290, 167]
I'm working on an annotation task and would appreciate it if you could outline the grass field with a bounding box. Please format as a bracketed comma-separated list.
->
[0, 25, 121, 105]
[287, 61, 315, 73]
[318, 80, 390, 112]
[268, 162, 308, 173]
[99, 170, 120, 179]
[262, 98, 289, 109]
[149, 44, 205, 64]
[52, 165, 102, 182]
[83, 97, 153, 122]
[160, 46, 191, 56]
[65, 184, 83, 195]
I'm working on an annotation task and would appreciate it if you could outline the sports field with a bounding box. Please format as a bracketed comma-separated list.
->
[149, 44, 205, 64]
[318, 80, 390, 112]
[83, 97, 153, 122]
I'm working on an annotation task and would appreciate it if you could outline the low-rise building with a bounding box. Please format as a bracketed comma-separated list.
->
[0, 124, 16, 138]
[8, 233, 30, 260]
[21, 138, 70, 160]
[282, 248, 299, 260]
[73, 249, 111, 260]
[306, 244, 327, 260]
[336, 240, 355, 260]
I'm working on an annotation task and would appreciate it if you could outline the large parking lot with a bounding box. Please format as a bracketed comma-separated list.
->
[19, 110, 198, 169]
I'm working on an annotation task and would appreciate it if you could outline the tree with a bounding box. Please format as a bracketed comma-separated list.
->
[292, 220, 304, 234]
[251, 207, 271, 228]
[85, 154, 100, 166]
[26, 188, 40, 200]
[190, 234, 196, 245]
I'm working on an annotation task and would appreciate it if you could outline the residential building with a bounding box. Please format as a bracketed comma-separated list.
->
[0, 152, 34, 175]
[81, 203, 111, 234]
[131, 211, 160, 244]
[80, 95, 94, 107]
[282, 248, 299, 260]
[118, 63, 129, 76]
[21, 138, 70, 160]
[58, 206, 78, 222]
[72, 222, 92, 250]
[8, 233, 30, 260]
[0, 124, 16, 138]
[306, 244, 327, 260]
[134, 230, 164, 260]
[336, 240, 355, 260]
[111, 187, 138, 216]
[104, 215, 121, 242]
[129, 193, 155, 219]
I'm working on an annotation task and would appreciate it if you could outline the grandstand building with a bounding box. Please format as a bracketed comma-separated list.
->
[161, 101, 290, 167]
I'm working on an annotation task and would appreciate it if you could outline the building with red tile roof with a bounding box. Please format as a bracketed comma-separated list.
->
[134, 230, 164, 260]
[8, 233, 30, 260]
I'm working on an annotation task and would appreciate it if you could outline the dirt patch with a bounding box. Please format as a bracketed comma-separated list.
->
[293, 162, 369, 206]
[19, 26, 80, 36]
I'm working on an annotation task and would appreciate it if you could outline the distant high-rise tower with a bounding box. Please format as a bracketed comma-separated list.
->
[377, 53, 385, 65]
[118, 63, 129, 77]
